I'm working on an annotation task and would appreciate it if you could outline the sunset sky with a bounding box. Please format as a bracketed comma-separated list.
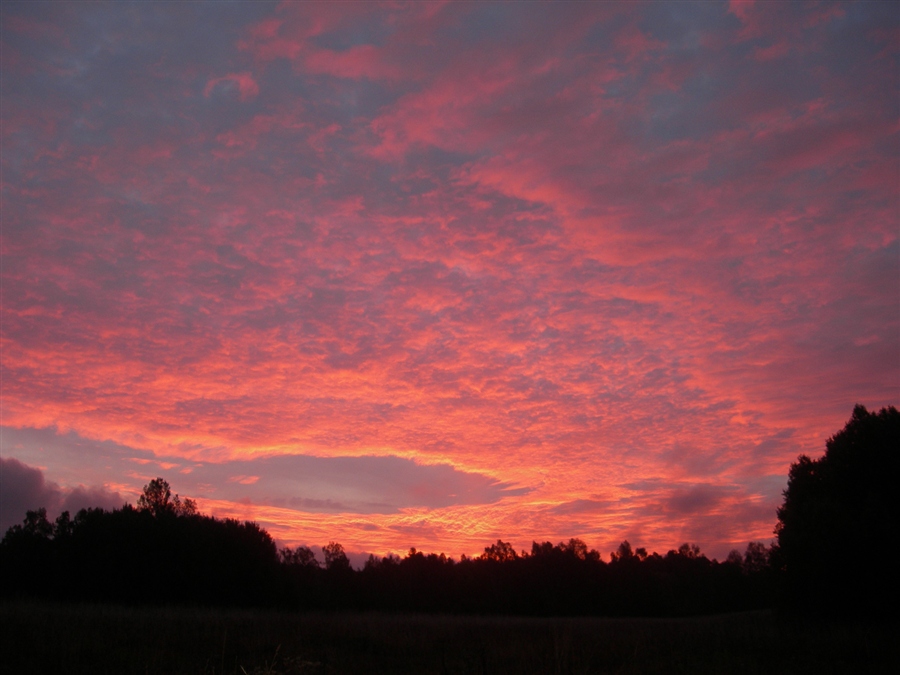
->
[2, 1, 897, 563]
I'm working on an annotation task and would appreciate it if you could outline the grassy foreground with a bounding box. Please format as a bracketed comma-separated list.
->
[1, 602, 897, 674]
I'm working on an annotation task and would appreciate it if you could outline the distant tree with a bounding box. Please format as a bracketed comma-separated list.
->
[610, 540, 635, 562]
[530, 541, 555, 558]
[22, 508, 54, 539]
[775, 405, 900, 615]
[726, 549, 744, 567]
[676, 543, 701, 559]
[53, 511, 74, 540]
[742, 542, 769, 575]
[481, 539, 518, 562]
[322, 541, 350, 571]
[561, 538, 597, 561]
[136, 478, 197, 517]
[1, 508, 53, 543]
[281, 545, 319, 568]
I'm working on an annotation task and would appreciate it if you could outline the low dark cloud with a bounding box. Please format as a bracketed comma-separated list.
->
[191, 453, 532, 514]
[0, 457, 123, 534]
[1, 426, 531, 515]
[225, 454, 531, 513]
[666, 483, 737, 515]
[619, 478, 743, 516]
[0, 458, 55, 533]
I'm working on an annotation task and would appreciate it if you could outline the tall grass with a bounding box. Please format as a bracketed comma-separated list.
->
[1, 601, 896, 674]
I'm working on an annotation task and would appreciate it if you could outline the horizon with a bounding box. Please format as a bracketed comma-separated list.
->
[1, 1, 897, 563]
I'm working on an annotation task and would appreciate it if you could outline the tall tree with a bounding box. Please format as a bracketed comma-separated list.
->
[775, 405, 899, 615]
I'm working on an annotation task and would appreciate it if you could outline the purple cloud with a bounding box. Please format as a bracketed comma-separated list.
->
[0, 457, 123, 534]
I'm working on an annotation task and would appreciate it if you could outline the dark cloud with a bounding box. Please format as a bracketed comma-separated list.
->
[1, 426, 530, 515]
[0, 457, 123, 534]
[233, 454, 531, 513]
[60, 485, 126, 515]
[186, 452, 533, 514]
[0, 457, 56, 533]
[666, 484, 737, 515]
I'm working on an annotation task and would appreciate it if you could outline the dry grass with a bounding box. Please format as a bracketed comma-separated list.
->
[1, 601, 897, 674]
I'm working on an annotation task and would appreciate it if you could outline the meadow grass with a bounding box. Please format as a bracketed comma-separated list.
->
[1, 601, 896, 674]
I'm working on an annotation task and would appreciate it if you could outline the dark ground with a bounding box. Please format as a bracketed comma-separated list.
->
[1, 601, 897, 674]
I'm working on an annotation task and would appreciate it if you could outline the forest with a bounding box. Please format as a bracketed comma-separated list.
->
[2, 405, 897, 619]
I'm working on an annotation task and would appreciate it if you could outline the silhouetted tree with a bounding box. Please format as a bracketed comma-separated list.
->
[610, 540, 635, 563]
[0, 479, 285, 607]
[775, 404, 900, 616]
[137, 477, 197, 517]
[742, 541, 769, 575]
[530, 541, 555, 558]
[676, 543, 701, 559]
[323, 541, 350, 571]
[1, 508, 53, 546]
[53, 511, 74, 540]
[562, 538, 597, 561]
[481, 539, 518, 562]
[0, 473, 779, 615]
[281, 545, 319, 568]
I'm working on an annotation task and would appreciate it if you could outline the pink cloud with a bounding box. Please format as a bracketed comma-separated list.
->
[229, 475, 260, 485]
[204, 72, 259, 101]
[752, 40, 790, 61]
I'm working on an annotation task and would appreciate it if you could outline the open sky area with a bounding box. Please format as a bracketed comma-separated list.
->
[1, 1, 897, 563]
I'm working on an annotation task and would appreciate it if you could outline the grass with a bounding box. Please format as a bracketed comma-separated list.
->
[1, 601, 897, 674]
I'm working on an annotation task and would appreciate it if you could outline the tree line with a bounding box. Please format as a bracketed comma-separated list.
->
[0, 494, 774, 615]
[1, 405, 896, 617]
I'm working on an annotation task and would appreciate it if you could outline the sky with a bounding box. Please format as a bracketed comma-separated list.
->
[1, 1, 897, 563]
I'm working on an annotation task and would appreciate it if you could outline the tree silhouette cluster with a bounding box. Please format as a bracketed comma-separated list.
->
[296, 537, 775, 616]
[1, 480, 281, 607]
[2, 406, 895, 616]
[1, 480, 773, 615]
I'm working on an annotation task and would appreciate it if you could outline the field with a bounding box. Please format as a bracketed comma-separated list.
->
[1, 602, 897, 674]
